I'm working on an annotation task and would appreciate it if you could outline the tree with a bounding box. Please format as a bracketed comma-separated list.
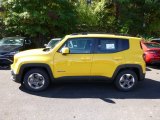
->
[94, 0, 118, 33]
[75, 0, 98, 32]
[2, 0, 77, 45]
[2, 0, 160, 42]
[0, 4, 5, 38]
[118, 0, 160, 37]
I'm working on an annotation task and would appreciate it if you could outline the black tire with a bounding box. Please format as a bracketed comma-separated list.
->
[23, 68, 50, 92]
[114, 70, 138, 92]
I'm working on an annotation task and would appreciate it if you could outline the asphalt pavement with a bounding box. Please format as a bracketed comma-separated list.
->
[0, 65, 160, 120]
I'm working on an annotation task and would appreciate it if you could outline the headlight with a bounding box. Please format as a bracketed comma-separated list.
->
[7, 51, 19, 56]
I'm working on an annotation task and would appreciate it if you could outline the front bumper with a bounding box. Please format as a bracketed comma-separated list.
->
[11, 70, 21, 83]
[0, 56, 13, 65]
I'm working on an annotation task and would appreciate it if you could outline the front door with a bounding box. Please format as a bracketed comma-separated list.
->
[53, 38, 94, 78]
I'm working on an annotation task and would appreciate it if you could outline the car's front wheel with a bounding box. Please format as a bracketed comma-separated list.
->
[114, 70, 138, 91]
[23, 69, 50, 92]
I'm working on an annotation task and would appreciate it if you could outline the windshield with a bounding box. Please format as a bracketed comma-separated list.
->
[0, 38, 24, 46]
[47, 38, 61, 48]
[145, 43, 160, 48]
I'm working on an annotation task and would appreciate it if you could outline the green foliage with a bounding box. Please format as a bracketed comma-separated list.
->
[94, 0, 118, 32]
[2, 0, 77, 38]
[1, 0, 160, 44]
[118, 0, 160, 37]
[0, 7, 5, 38]
[75, 0, 97, 32]
[0, 18, 5, 38]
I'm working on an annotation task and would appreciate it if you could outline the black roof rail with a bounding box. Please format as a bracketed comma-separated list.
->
[71, 32, 109, 35]
[71, 32, 133, 36]
[71, 32, 88, 35]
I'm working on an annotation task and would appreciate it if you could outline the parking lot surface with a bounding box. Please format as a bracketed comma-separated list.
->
[0, 66, 160, 120]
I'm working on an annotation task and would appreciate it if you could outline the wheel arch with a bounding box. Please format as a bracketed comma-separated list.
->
[19, 63, 54, 83]
[112, 64, 145, 81]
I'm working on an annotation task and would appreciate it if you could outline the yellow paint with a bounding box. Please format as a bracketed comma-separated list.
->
[11, 34, 146, 79]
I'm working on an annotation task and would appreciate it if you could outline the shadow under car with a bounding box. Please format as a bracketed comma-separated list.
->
[19, 78, 160, 103]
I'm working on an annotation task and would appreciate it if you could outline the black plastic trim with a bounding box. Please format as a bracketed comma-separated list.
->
[112, 64, 145, 81]
[14, 63, 54, 83]
[11, 70, 21, 83]
[57, 37, 95, 54]
[93, 38, 129, 54]
[12, 63, 145, 83]
[54, 76, 113, 83]
[55, 64, 145, 82]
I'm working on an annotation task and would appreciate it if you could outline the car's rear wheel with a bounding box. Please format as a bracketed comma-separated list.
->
[114, 70, 138, 91]
[23, 69, 50, 92]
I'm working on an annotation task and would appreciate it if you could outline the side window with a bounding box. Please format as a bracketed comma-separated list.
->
[60, 38, 93, 54]
[95, 38, 129, 53]
[25, 39, 32, 44]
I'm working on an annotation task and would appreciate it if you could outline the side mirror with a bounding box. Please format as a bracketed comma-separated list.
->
[25, 40, 31, 45]
[44, 44, 47, 47]
[61, 47, 69, 55]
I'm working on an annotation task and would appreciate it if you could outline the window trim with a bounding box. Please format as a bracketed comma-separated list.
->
[57, 37, 129, 54]
[57, 38, 95, 54]
[93, 38, 129, 54]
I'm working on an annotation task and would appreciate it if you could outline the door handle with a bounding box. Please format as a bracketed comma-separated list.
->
[81, 58, 91, 61]
[113, 57, 123, 60]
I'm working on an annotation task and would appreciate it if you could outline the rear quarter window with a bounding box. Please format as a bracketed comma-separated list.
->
[94, 38, 129, 53]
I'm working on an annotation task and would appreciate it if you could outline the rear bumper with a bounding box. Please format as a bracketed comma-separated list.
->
[140, 73, 146, 81]
[11, 70, 21, 83]
[150, 59, 160, 64]
[145, 55, 160, 64]
[146, 59, 160, 64]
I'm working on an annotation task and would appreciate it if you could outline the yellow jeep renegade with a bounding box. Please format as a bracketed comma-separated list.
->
[11, 33, 146, 92]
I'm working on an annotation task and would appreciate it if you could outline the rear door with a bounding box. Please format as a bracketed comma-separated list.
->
[91, 38, 129, 78]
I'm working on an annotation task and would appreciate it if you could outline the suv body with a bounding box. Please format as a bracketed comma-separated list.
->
[11, 34, 146, 91]
[0, 37, 35, 66]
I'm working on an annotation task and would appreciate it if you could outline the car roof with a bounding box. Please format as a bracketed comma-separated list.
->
[143, 41, 160, 44]
[51, 38, 61, 41]
[66, 33, 141, 40]
[1, 37, 25, 40]
[151, 38, 160, 40]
